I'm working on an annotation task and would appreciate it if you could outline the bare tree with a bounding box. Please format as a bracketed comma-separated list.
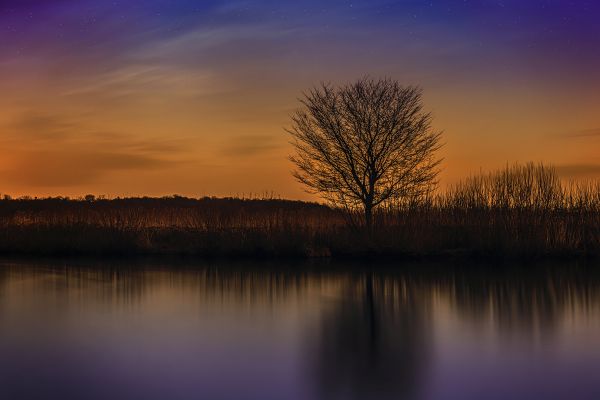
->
[287, 78, 442, 228]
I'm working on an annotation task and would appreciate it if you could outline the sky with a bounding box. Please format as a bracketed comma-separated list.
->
[0, 0, 599, 199]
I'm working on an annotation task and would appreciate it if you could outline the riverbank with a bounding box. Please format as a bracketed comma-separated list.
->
[0, 218, 596, 261]
[1, 162, 599, 261]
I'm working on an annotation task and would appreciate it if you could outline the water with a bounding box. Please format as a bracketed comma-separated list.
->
[1, 260, 600, 400]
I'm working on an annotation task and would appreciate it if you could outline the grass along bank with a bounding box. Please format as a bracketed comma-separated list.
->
[0, 164, 599, 260]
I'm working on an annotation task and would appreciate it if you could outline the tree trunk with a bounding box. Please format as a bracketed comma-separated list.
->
[364, 202, 375, 245]
[364, 203, 373, 230]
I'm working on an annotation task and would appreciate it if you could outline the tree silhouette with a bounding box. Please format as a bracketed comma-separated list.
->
[288, 78, 442, 228]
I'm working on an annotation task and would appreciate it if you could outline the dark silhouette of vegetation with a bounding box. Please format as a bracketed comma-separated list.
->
[287, 78, 442, 228]
[0, 196, 339, 257]
[0, 163, 598, 259]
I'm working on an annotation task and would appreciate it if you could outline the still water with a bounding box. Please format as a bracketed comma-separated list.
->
[1, 259, 600, 400]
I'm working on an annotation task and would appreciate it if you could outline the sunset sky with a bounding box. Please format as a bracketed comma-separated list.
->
[1, 0, 598, 199]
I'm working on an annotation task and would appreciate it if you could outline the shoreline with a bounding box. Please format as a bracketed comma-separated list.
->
[0, 195, 597, 263]
[0, 236, 593, 263]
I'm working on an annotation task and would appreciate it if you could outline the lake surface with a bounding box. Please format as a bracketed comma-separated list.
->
[1, 260, 600, 400]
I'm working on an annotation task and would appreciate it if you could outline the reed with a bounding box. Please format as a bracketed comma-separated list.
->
[0, 163, 598, 259]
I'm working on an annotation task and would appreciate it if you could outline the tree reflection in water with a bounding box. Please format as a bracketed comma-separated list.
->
[313, 273, 431, 400]
[2, 261, 600, 400]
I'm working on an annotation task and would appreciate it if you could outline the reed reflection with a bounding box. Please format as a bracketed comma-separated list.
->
[2, 261, 600, 333]
[1, 261, 600, 400]
[442, 266, 600, 340]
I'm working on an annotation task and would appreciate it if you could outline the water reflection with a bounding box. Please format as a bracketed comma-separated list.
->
[313, 273, 431, 400]
[440, 267, 600, 341]
[1, 260, 600, 400]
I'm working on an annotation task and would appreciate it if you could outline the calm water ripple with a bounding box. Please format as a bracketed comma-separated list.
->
[1, 260, 600, 400]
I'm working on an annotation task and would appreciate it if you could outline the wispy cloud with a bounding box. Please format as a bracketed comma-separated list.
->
[562, 128, 600, 138]
[3, 150, 176, 187]
[10, 112, 76, 140]
[60, 64, 218, 104]
[0, 111, 187, 187]
[221, 134, 282, 157]
[556, 164, 600, 178]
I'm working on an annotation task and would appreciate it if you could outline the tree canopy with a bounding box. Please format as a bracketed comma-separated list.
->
[288, 78, 442, 227]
